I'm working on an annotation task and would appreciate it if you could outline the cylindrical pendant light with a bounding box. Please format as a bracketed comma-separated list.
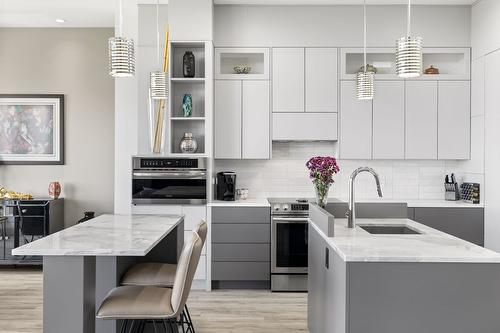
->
[150, 0, 168, 99]
[396, 0, 422, 78]
[109, 0, 135, 77]
[356, 0, 374, 100]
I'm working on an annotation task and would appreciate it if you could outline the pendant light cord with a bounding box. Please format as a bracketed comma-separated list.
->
[407, 0, 411, 37]
[118, 0, 123, 37]
[156, 0, 160, 67]
[363, 0, 367, 72]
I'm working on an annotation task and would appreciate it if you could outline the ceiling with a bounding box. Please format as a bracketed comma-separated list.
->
[0, 0, 476, 28]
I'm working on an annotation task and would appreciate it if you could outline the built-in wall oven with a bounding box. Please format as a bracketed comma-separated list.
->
[132, 157, 207, 205]
[269, 198, 309, 292]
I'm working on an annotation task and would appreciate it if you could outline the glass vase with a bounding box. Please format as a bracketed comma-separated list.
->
[314, 181, 331, 208]
[148, 96, 168, 154]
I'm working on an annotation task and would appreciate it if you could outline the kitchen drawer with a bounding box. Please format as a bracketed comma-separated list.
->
[12, 206, 46, 216]
[212, 224, 270, 243]
[212, 244, 270, 262]
[212, 207, 270, 224]
[212, 262, 270, 281]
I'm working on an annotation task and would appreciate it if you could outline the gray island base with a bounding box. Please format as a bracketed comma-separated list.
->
[308, 204, 500, 333]
[13, 214, 184, 333]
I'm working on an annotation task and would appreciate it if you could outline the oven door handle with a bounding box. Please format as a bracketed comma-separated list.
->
[133, 171, 207, 179]
[272, 217, 308, 223]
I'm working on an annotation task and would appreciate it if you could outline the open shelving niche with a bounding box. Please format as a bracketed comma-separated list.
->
[215, 48, 270, 80]
[340, 47, 471, 80]
[168, 41, 212, 155]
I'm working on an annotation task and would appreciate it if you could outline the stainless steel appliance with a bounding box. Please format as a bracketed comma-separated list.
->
[132, 157, 207, 205]
[216, 172, 236, 201]
[269, 198, 310, 292]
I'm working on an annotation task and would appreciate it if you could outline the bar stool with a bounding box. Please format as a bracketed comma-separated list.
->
[96, 229, 204, 333]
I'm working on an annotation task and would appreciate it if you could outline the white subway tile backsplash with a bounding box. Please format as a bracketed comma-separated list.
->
[214, 142, 476, 201]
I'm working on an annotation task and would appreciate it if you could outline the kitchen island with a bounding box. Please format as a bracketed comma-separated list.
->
[308, 204, 500, 333]
[12, 214, 184, 333]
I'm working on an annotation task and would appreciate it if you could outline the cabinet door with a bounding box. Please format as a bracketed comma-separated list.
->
[215, 80, 241, 159]
[340, 81, 372, 159]
[308, 224, 326, 333]
[272, 48, 304, 113]
[242, 81, 270, 159]
[272, 113, 338, 141]
[373, 81, 405, 159]
[405, 81, 438, 159]
[438, 81, 471, 160]
[305, 48, 338, 113]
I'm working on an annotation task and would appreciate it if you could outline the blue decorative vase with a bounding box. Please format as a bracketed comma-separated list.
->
[182, 94, 193, 117]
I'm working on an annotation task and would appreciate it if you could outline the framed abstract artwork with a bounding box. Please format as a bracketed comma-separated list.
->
[0, 94, 64, 165]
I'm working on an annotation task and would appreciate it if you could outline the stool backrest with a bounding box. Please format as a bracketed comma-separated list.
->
[170, 229, 204, 315]
[194, 219, 208, 244]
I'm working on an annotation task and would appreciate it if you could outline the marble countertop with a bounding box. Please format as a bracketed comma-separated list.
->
[334, 198, 483, 208]
[311, 218, 500, 263]
[208, 199, 271, 207]
[12, 214, 183, 256]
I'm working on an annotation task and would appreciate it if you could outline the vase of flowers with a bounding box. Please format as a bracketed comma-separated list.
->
[306, 156, 340, 208]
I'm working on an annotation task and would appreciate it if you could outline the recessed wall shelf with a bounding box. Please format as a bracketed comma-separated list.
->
[171, 117, 205, 121]
[215, 48, 270, 80]
[340, 47, 470, 80]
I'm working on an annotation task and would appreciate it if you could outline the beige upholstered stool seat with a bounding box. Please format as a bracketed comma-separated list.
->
[97, 286, 174, 320]
[121, 262, 176, 287]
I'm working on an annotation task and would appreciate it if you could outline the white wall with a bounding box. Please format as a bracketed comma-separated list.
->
[0, 28, 115, 226]
[471, 0, 500, 251]
[215, 5, 470, 47]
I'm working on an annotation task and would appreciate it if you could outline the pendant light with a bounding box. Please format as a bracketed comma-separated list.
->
[150, 0, 168, 99]
[356, 0, 374, 100]
[396, 0, 422, 78]
[109, 0, 135, 77]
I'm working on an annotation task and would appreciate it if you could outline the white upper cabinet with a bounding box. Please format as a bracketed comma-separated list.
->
[242, 81, 270, 159]
[372, 81, 405, 159]
[305, 48, 338, 112]
[405, 81, 438, 159]
[438, 81, 471, 160]
[273, 113, 338, 141]
[215, 80, 242, 159]
[273, 48, 305, 113]
[340, 81, 372, 159]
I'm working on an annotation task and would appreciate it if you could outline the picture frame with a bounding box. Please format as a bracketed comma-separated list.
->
[0, 94, 64, 165]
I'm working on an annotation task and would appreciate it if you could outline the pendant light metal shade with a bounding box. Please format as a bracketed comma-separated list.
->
[109, 36, 135, 77]
[396, 0, 422, 78]
[356, 71, 375, 100]
[150, 71, 168, 99]
[356, 0, 374, 100]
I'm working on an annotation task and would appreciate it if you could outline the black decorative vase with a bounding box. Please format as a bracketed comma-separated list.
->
[77, 211, 95, 224]
[183, 51, 195, 78]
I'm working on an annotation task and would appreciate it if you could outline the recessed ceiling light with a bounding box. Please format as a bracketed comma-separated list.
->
[55, 19, 66, 23]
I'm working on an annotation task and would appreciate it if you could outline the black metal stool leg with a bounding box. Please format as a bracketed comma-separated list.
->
[120, 319, 128, 333]
[128, 320, 136, 333]
[184, 305, 195, 333]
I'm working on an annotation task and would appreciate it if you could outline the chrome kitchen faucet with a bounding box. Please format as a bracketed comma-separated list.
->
[346, 167, 383, 228]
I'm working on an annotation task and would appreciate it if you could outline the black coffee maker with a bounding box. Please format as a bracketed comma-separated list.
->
[216, 172, 236, 201]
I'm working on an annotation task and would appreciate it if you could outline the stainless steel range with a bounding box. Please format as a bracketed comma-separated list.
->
[269, 198, 310, 292]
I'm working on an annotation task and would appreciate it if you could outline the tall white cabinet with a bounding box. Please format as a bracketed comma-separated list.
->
[305, 48, 338, 113]
[242, 81, 271, 159]
[214, 80, 242, 159]
[272, 48, 305, 113]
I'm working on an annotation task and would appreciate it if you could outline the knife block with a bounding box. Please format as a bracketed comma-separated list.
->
[444, 183, 461, 201]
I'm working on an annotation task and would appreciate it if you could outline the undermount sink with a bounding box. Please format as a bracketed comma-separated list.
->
[359, 225, 422, 235]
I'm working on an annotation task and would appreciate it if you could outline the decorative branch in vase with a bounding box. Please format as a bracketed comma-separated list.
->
[306, 156, 340, 208]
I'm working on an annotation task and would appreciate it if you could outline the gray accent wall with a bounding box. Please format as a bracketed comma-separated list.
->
[0, 28, 115, 227]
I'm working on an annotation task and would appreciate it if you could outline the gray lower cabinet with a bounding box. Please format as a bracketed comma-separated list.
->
[211, 207, 271, 289]
[409, 207, 484, 246]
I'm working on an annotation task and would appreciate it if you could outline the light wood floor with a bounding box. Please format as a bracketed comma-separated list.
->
[0, 268, 308, 333]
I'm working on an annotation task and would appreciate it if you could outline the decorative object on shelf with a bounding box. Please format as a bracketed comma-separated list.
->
[0, 94, 64, 165]
[306, 156, 340, 208]
[48, 182, 61, 199]
[0, 187, 33, 200]
[233, 65, 252, 74]
[179, 132, 198, 153]
[424, 65, 439, 75]
[183, 51, 196, 78]
[182, 94, 193, 117]
[356, 0, 374, 100]
[396, 0, 422, 78]
[77, 211, 95, 224]
[359, 64, 377, 74]
[108, 0, 135, 77]
[147, 0, 170, 154]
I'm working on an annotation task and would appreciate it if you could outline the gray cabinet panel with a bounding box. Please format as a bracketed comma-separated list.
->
[413, 207, 484, 246]
[212, 207, 270, 224]
[325, 202, 408, 219]
[212, 224, 270, 243]
[212, 244, 270, 262]
[212, 262, 270, 281]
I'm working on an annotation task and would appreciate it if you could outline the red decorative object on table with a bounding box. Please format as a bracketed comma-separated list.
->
[48, 182, 61, 199]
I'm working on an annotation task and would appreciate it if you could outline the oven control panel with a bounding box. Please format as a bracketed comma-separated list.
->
[272, 202, 309, 214]
[140, 158, 198, 168]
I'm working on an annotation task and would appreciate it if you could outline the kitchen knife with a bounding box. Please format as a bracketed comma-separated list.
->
[451, 173, 456, 184]
[445, 175, 450, 184]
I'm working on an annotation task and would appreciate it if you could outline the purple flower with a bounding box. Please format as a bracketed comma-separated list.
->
[306, 156, 340, 185]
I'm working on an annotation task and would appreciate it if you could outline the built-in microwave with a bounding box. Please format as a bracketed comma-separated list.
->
[132, 157, 207, 205]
